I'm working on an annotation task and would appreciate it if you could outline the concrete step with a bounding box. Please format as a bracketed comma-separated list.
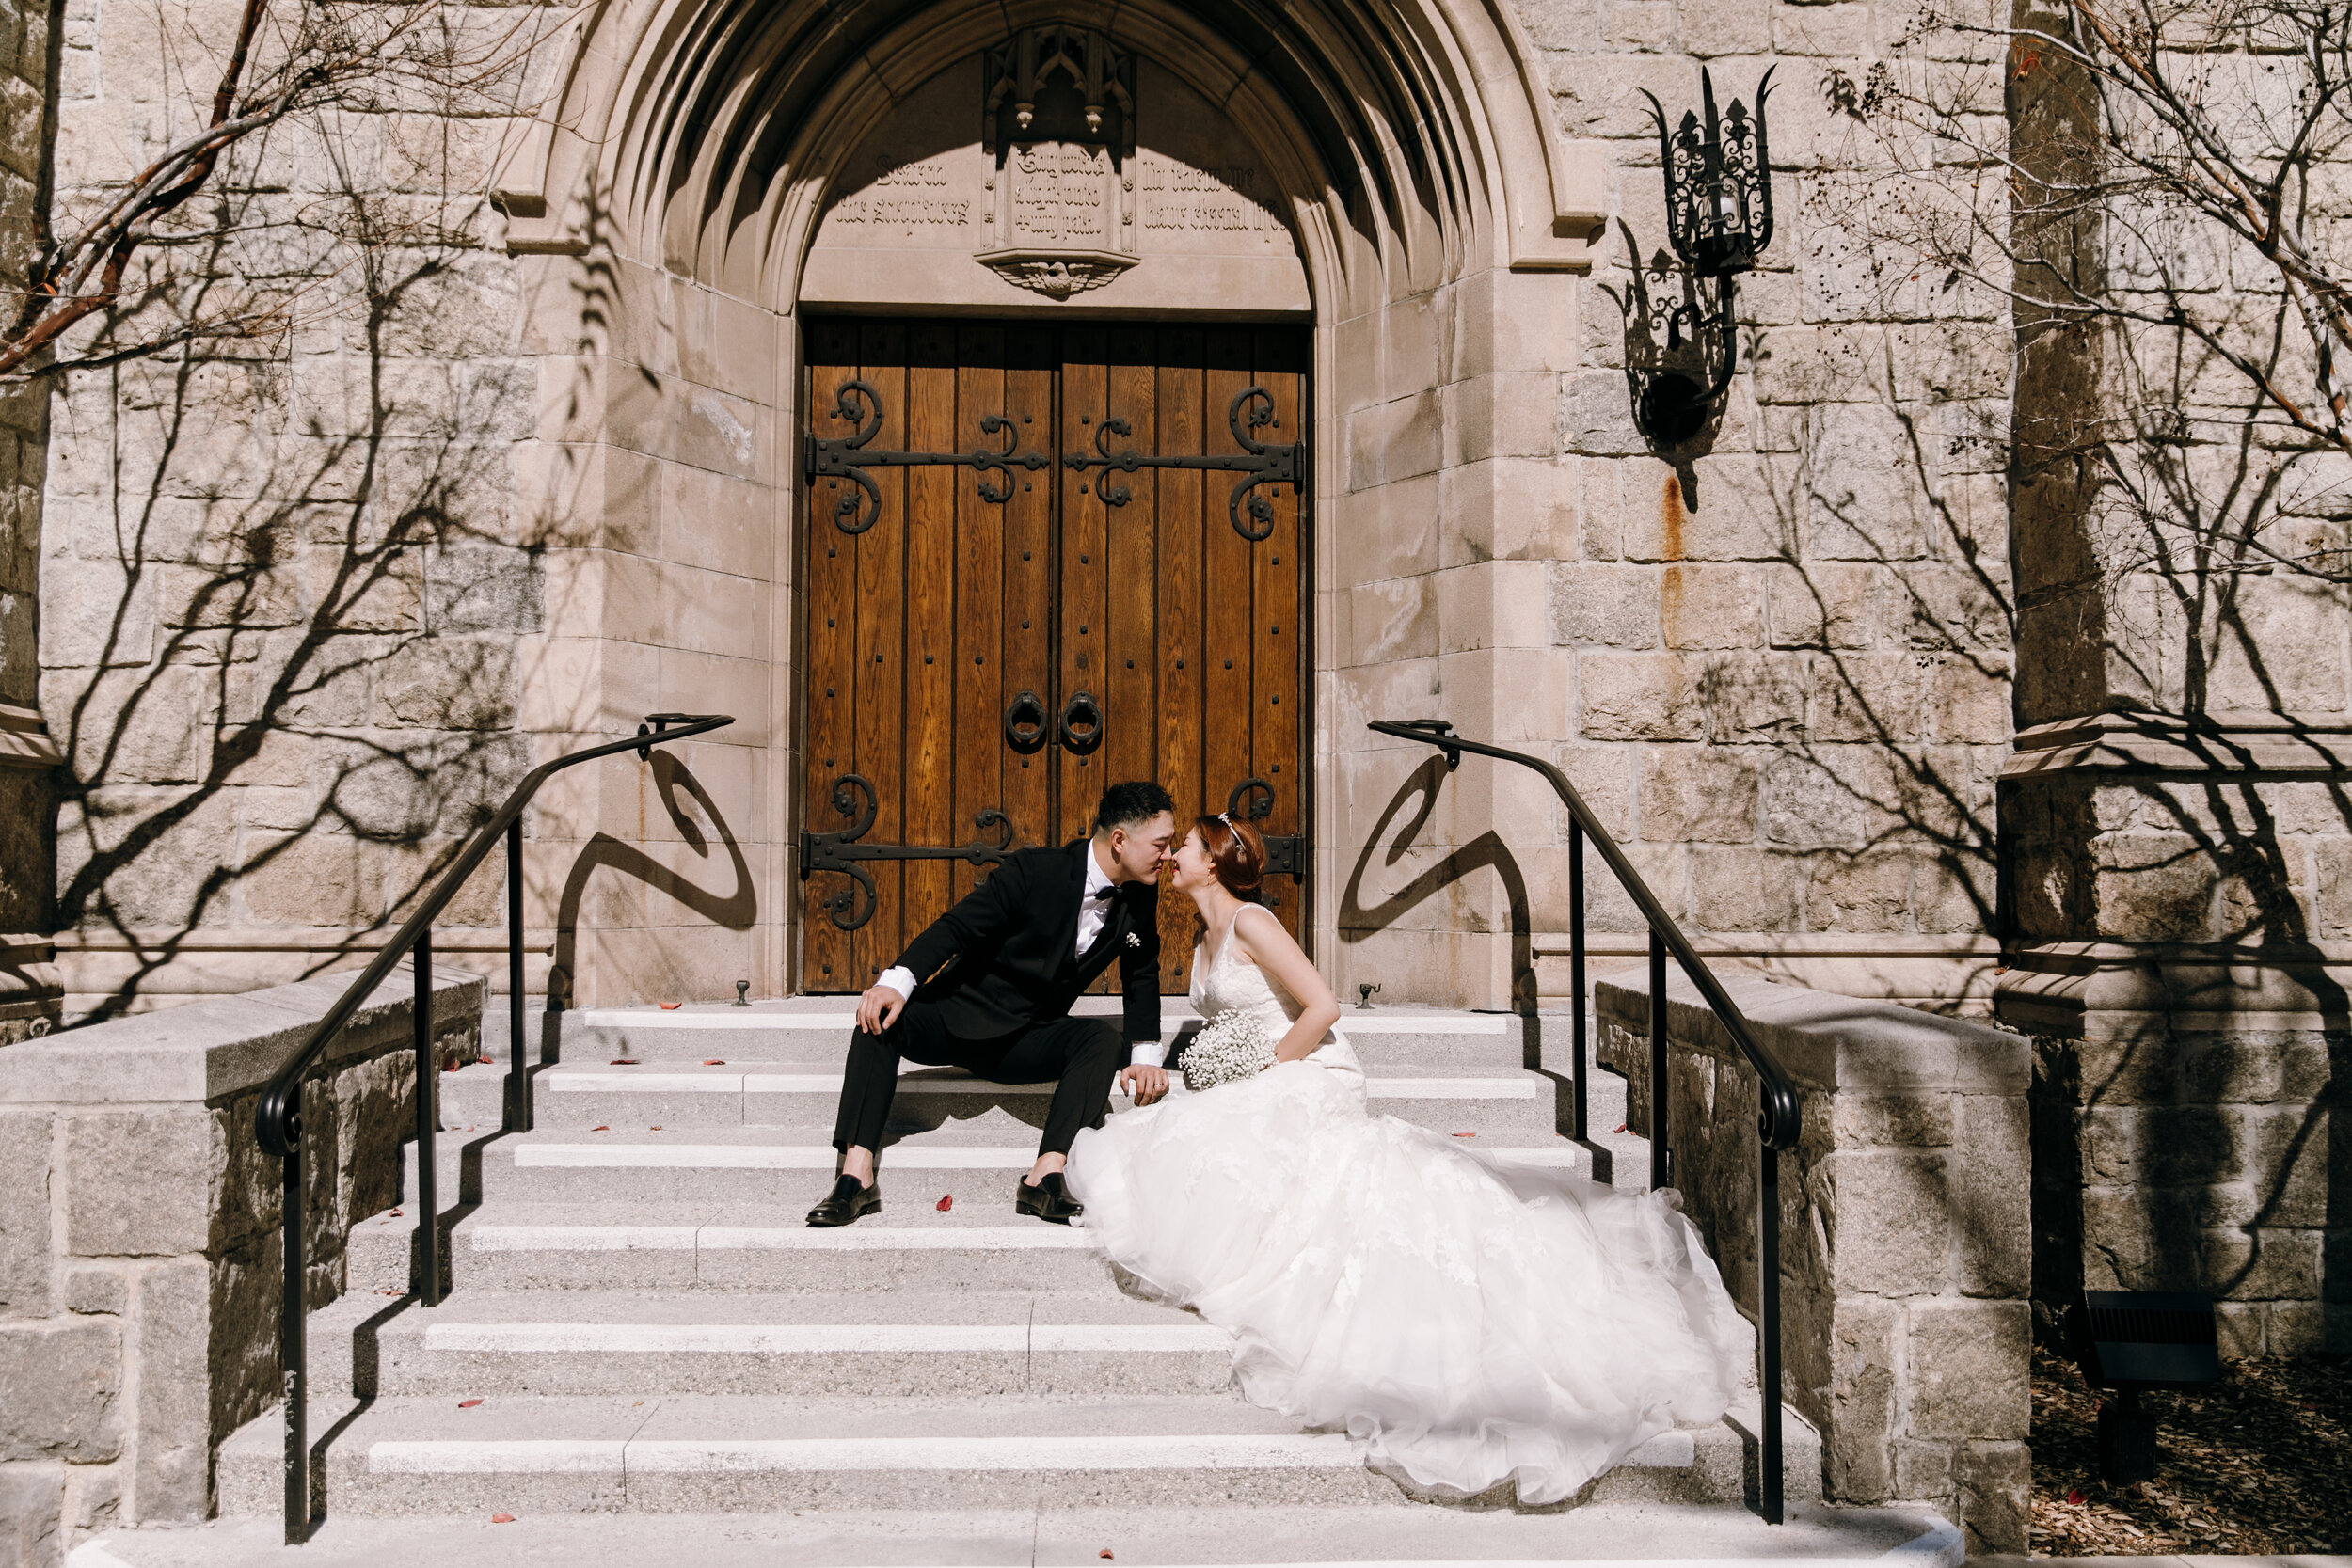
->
[214, 1392, 1759, 1516]
[305, 1288, 1233, 1399]
[437, 1060, 1568, 1136]
[75, 1501, 1963, 1568]
[545, 1003, 1554, 1069]
[401, 1126, 1599, 1206]
[347, 1201, 1126, 1295]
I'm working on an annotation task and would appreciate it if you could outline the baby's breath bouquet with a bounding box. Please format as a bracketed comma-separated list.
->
[1180, 1010, 1279, 1092]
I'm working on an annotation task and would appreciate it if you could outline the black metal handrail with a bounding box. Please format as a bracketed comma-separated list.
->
[1370, 718, 1801, 1523]
[254, 711, 733, 1542]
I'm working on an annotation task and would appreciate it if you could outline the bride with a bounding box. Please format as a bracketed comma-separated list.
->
[1065, 814, 1755, 1505]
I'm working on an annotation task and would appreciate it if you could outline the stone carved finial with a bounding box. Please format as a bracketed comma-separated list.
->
[982, 26, 1134, 158]
[975, 247, 1137, 299]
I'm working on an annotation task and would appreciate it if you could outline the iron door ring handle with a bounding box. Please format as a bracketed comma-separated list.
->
[1004, 689, 1049, 753]
[1058, 690, 1104, 755]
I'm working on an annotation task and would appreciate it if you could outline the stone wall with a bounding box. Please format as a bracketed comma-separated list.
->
[1597, 964, 2031, 1553]
[0, 0, 58, 1042]
[1501, 0, 2011, 1017]
[0, 964, 483, 1559]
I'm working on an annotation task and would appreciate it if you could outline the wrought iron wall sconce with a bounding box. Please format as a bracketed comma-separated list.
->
[1617, 67, 1775, 449]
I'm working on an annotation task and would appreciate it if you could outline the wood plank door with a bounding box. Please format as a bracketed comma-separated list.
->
[800, 319, 1306, 994]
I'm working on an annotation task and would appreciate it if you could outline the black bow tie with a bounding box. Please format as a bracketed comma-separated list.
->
[1089, 884, 1117, 901]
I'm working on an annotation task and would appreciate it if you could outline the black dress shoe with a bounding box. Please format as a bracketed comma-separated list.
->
[1014, 1171, 1084, 1224]
[805, 1174, 880, 1227]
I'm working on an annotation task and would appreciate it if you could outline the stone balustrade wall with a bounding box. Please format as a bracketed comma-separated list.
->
[0, 964, 483, 1561]
[1595, 965, 2031, 1553]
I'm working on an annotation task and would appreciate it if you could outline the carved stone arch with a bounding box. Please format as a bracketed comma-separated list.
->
[496, 0, 1605, 301]
[492, 0, 1604, 1010]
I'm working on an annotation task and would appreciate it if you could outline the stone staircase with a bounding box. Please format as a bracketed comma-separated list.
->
[81, 999, 1959, 1567]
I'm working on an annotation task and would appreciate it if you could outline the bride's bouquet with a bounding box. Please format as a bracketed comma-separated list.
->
[1179, 1009, 1278, 1092]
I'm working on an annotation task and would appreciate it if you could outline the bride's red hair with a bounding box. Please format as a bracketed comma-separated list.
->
[1196, 815, 1266, 897]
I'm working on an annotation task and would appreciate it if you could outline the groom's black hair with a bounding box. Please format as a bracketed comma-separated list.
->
[1095, 780, 1176, 834]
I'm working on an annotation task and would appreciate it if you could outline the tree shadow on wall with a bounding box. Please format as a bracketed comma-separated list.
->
[44, 129, 553, 1021]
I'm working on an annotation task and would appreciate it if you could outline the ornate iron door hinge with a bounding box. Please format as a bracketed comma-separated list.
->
[800, 773, 1018, 931]
[1066, 387, 1304, 541]
[1227, 777, 1302, 879]
[805, 379, 1052, 535]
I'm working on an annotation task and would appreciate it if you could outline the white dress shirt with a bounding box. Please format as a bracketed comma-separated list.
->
[874, 842, 1167, 1069]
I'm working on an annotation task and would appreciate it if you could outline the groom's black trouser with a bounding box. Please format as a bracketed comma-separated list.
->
[833, 1001, 1124, 1158]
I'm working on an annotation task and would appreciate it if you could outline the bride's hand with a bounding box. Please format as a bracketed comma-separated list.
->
[1120, 1064, 1168, 1105]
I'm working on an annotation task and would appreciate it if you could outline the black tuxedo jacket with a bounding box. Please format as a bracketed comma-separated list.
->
[893, 840, 1162, 1045]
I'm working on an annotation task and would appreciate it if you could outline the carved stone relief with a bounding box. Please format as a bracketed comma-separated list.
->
[803, 49, 1308, 314]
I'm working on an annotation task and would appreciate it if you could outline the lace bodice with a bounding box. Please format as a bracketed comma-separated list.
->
[1187, 906, 1359, 1080]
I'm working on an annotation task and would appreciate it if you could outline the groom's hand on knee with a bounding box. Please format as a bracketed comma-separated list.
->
[1120, 1064, 1168, 1106]
[857, 985, 906, 1035]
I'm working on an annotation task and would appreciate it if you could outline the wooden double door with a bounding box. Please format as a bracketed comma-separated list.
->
[799, 320, 1309, 995]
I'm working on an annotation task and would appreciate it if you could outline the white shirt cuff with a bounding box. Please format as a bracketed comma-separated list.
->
[874, 967, 916, 1002]
[1128, 1041, 1167, 1069]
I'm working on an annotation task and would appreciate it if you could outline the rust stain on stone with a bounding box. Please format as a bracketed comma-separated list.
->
[1659, 473, 1687, 643]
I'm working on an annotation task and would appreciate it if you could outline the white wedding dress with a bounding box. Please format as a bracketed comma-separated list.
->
[1064, 906, 1754, 1504]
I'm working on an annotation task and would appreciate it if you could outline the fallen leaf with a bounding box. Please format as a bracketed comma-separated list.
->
[937, 1194, 953, 1212]
[703, 1059, 727, 1067]
[492, 1513, 515, 1524]
[660, 1002, 682, 1011]
[458, 1399, 483, 1409]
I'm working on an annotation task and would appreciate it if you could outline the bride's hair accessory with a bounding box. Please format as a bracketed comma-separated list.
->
[1179, 1008, 1278, 1092]
[1194, 813, 1266, 897]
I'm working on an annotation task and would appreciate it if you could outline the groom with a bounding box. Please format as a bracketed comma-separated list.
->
[806, 780, 1178, 1227]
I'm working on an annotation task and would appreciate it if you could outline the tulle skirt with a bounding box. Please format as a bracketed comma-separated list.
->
[1065, 1055, 1753, 1503]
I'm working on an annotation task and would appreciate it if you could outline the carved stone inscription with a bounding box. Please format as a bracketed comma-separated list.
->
[1008, 144, 1115, 247]
[1141, 160, 1284, 235]
[828, 157, 970, 234]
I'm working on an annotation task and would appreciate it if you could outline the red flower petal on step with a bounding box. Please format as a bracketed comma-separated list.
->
[459, 1399, 483, 1408]
[1100, 1552, 1114, 1560]
[937, 1195, 953, 1212]
[660, 1003, 682, 1011]
[1614, 1123, 1629, 1134]
[650, 1126, 662, 1131]
[389, 1209, 403, 1217]
[610, 1058, 638, 1066]
[2067, 1489, 2086, 1506]
[477, 1056, 492, 1065]
[703, 1059, 726, 1067]
[592, 1125, 609, 1132]
[1452, 1132, 1475, 1138]
[492, 1513, 515, 1524]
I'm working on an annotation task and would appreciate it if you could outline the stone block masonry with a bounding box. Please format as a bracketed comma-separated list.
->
[1596, 966, 2030, 1553]
[0, 964, 483, 1558]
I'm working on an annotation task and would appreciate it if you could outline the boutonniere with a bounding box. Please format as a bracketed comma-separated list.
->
[1125, 932, 1142, 948]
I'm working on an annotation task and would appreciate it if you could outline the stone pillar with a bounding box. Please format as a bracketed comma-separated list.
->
[1997, 0, 2349, 1358]
[0, 0, 59, 1043]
